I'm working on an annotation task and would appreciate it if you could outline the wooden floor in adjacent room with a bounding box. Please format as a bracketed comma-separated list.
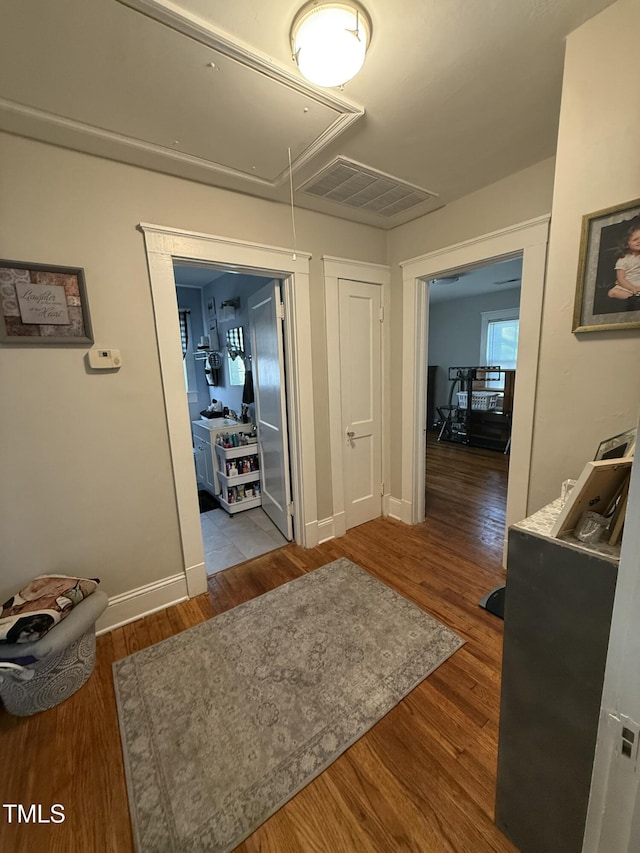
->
[0, 436, 515, 853]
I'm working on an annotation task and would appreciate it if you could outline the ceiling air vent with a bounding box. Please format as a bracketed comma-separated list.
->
[298, 156, 438, 217]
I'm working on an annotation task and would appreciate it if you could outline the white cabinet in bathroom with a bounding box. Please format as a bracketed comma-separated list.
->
[192, 425, 216, 495]
[194, 440, 206, 485]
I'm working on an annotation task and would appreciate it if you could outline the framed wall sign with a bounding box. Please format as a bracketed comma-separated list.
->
[0, 260, 93, 345]
[573, 197, 640, 333]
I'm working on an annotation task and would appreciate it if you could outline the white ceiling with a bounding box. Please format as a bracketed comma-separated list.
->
[428, 257, 522, 304]
[0, 0, 617, 228]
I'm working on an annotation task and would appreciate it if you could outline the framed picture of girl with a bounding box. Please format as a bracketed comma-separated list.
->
[573, 197, 640, 333]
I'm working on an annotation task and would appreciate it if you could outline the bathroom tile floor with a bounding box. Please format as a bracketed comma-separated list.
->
[200, 505, 289, 575]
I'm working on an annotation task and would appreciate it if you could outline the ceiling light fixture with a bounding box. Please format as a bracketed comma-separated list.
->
[290, 1, 372, 88]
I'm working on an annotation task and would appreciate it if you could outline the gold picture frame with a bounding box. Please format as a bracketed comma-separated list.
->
[573, 197, 640, 333]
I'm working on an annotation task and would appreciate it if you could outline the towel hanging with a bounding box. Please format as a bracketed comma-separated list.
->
[242, 365, 254, 404]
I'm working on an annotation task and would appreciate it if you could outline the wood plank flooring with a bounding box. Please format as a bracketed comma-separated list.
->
[0, 437, 515, 853]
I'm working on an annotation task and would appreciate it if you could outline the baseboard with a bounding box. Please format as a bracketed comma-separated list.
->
[303, 518, 320, 548]
[317, 516, 336, 544]
[331, 511, 346, 539]
[385, 495, 411, 523]
[96, 573, 189, 635]
[303, 513, 347, 547]
[185, 561, 207, 596]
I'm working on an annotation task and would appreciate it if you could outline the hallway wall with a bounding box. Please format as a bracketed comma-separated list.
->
[527, 0, 640, 510]
[0, 132, 385, 602]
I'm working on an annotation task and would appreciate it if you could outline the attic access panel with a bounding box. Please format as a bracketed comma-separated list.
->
[0, 0, 362, 185]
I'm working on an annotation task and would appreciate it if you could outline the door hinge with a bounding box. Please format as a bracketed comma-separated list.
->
[380, 482, 384, 496]
[277, 302, 285, 320]
[287, 501, 295, 517]
[379, 306, 384, 322]
[619, 714, 640, 762]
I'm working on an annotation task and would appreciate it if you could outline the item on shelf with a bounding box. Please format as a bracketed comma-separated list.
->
[437, 366, 514, 452]
[456, 390, 500, 411]
[560, 478, 577, 504]
[574, 511, 609, 544]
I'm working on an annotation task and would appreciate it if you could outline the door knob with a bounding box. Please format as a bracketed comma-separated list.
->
[346, 429, 355, 440]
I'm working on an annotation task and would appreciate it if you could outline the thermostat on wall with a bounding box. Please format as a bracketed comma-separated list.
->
[87, 348, 122, 369]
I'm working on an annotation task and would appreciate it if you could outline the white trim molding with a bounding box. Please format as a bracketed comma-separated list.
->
[399, 215, 551, 553]
[140, 223, 318, 599]
[384, 495, 410, 523]
[322, 256, 391, 530]
[317, 517, 337, 544]
[96, 573, 189, 635]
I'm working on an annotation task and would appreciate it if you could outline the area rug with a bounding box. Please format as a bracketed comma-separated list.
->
[113, 557, 464, 853]
[198, 490, 220, 513]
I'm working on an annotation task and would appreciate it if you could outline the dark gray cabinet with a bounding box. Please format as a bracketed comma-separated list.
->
[496, 513, 619, 853]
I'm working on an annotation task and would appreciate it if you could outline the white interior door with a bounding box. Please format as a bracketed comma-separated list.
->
[248, 280, 293, 540]
[339, 279, 382, 529]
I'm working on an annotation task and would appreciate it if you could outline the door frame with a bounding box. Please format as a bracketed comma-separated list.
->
[399, 215, 550, 553]
[140, 223, 318, 597]
[323, 256, 391, 539]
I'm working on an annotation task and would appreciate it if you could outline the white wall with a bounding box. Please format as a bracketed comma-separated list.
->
[550, 1, 640, 849]
[428, 288, 521, 413]
[0, 132, 385, 603]
[528, 0, 640, 512]
[387, 156, 556, 496]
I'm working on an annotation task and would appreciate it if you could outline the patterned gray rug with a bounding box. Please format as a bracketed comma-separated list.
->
[113, 557, 464, 852]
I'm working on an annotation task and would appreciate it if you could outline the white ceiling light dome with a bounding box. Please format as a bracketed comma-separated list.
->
[291, 2, 372, 88]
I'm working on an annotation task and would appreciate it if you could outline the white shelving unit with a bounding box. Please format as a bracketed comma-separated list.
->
[214, 441, 262, 515]
[192, 419, 256, 496]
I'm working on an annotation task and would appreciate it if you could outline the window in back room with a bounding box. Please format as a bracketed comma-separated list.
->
[480, 308, 520, 390]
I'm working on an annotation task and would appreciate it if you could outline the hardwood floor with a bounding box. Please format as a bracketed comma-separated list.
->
[0, 438, 515, 853]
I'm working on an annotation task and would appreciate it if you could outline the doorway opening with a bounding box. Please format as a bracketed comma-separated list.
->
[425, 256, 522, 568]
[174, 263, 292, 575]
[400, 215, 550, 563]
[141, 223, 318, 601]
